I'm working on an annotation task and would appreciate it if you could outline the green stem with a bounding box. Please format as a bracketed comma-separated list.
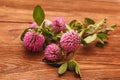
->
[65, 52, 75, 61]
[37, 21, 45, 33]
[66, 24, 72, 31]
[37, 28, 41, 33]
[79, 29, 85, 38]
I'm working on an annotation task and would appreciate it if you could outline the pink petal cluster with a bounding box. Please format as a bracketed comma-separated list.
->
[23, 30, 45, 52]
[29, 22, 37, 28]
[44, 43, 61, 61]
[44, 19, 52, 27]
[52, 17, 66, 32]
[60, 30, 80, 52]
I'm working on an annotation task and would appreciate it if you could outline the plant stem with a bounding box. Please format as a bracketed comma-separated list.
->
[79, 29, 85, 38]
[37, 21, 45, 32]
[66, 24, 72, 31]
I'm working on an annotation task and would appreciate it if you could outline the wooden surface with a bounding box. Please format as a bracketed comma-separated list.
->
[0, 0, 120, 80]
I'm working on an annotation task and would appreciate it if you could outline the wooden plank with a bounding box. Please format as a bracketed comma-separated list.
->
[0, 0, 120, 23]
[0, 22, 120, 79]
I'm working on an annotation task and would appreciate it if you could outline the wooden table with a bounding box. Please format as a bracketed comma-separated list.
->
[0, 0, 120, 80]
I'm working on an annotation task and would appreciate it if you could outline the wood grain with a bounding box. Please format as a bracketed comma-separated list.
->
[0, 0, 120, 80]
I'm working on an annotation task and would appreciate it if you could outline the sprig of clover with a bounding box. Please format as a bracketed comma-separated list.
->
[21, 5, 116, 78]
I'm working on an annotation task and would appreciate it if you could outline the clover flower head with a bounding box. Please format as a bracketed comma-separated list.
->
[29, 22, 37, 28]
[23, 30, 45, 52]
[44, 19, 52, 27]
[52, 17, 66, 32]
[44, 43, 61, 61]
[60, 30, 80, 52]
